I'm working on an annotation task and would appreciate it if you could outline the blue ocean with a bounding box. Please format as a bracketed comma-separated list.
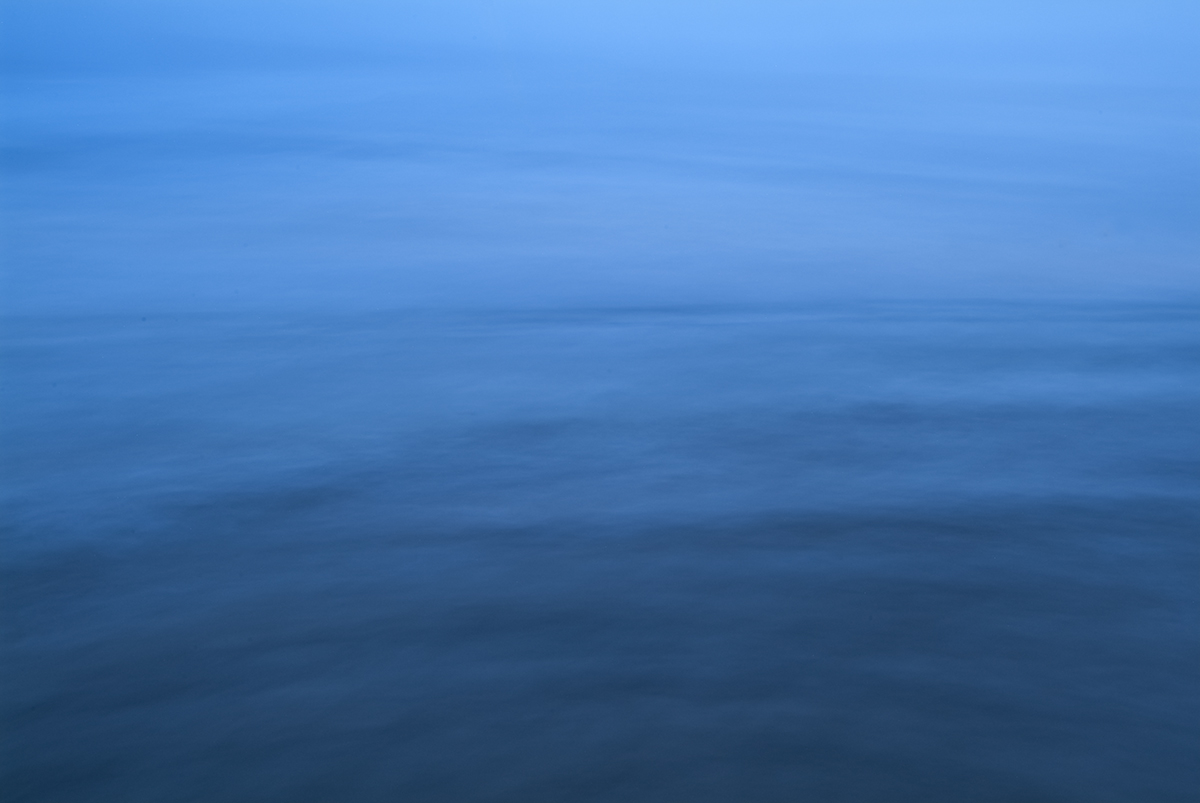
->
[3, 303, 1197, 801]
[4, 0, 1199, 798]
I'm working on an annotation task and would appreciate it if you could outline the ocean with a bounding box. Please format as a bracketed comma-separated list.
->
[2, 302, 1197, 801]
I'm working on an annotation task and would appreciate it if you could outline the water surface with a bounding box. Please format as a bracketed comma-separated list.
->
[3, 303, 1197, 801]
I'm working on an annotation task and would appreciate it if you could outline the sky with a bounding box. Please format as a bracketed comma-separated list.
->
[2, 0, 1197, 311]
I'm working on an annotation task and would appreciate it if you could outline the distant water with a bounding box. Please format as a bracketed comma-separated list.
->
[2, 302, 1198, 802]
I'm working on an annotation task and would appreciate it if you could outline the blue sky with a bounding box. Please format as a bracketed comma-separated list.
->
[3, 0, 1197, 311]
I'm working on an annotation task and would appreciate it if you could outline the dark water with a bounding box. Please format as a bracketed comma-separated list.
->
[2, 303, 1198, 802]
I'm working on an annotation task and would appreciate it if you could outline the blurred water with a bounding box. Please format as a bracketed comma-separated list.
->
[2, 302, 1197, 802]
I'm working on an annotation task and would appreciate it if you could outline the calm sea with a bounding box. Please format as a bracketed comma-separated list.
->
[2, 302, 1198, 802]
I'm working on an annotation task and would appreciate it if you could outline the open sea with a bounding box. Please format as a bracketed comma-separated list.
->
[2, 301, 1198, 802]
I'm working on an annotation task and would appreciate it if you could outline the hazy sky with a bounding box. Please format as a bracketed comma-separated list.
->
[3, 0, 1197, 311]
